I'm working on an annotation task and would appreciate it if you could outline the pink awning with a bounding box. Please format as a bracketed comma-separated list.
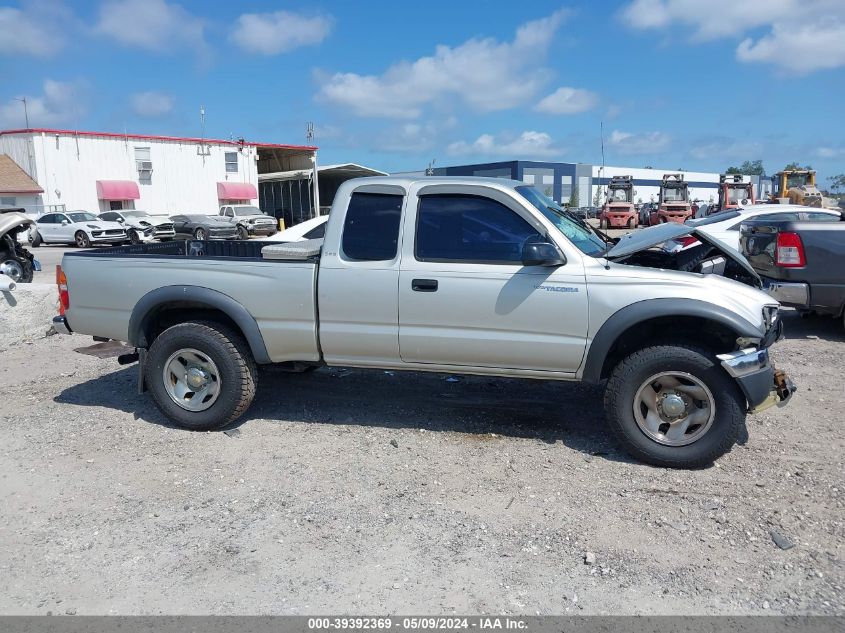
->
[96, 180, 140, 200]
[217, 181, 257, 200]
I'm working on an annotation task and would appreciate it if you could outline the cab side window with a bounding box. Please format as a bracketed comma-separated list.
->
[341, 193, 403, 261]
[39, 214, 56, 224]
[415, 194, 541, 263]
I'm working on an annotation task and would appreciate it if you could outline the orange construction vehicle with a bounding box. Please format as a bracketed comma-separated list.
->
[655, 174, 692, 224]
[711, 174, 755, 213]
[598, 175, 637, 229]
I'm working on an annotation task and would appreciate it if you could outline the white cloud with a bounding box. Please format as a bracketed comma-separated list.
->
[317, 9, 570, 118]
[230, 11, 333, 55]
[535, 87, 599, 115]
[737, 21, 845, 73]
[608, 130, 671, 155]
[447, 131, 562, 159]
[688, 136, 763, 161]
[816, 146, 845, 159]
[619, 0, 845, 73]
[0, 0, 75, 57]
[0, 79, 88, 128]
[130, 91, 174, 118]
[377, 117, 458, 153]
[96, 0, 207, 54]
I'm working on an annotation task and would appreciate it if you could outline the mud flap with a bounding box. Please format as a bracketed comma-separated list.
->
[137, 348, 147, 394]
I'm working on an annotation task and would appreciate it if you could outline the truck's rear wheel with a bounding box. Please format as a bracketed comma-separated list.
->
[604, 344, 745, 468]
[145, 321, 257, 431]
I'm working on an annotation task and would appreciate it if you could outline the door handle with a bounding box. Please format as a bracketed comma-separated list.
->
[412, 278, 438, 292]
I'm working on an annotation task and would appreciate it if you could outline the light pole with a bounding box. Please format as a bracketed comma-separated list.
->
[14, 97, 29, 128]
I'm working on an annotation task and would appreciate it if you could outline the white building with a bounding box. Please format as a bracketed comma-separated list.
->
[0, 128, 317, 216]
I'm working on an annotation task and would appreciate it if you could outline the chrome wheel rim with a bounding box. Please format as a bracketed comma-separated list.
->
[75, 232, 88, 247]
[162, 348, 221, 412]
[633, 371, 715, 446]
[196, 229, 205, 240]
[0, 259, 23, 281]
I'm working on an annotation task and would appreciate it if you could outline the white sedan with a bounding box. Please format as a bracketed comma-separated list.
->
[98, 210, 176, 243]
[255, 215, 328, 242]
[31, 211, 127, 248]
[668, 204, 841, 252]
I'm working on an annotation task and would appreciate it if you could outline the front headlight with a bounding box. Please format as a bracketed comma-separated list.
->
[763, 305, 779, 330]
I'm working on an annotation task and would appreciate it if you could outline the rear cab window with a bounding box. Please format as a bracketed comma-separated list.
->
[341, 193, 403, 261]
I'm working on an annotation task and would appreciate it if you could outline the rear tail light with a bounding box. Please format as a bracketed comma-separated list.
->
[676, 236, 699, 247]
[56, 265, 69, 314]
[775, 232, 806, 267]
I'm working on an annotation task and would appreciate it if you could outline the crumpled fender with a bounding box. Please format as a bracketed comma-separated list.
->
[0, 212, 34, 238]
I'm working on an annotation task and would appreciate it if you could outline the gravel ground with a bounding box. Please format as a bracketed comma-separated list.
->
[0, 307, 842, 615]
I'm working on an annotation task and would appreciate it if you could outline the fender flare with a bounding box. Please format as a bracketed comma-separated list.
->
[128, 285, 271, 363]
[581, 298, 761, 383]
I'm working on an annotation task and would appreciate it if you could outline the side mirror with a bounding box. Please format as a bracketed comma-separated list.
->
[61, 220, 69, 226]
[522, 240, 565, 267]
[117, 218, 125, 223]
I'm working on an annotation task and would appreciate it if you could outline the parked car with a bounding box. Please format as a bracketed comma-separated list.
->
[52, 176, 794, 469]
[256, 215, 328, 242]
[665, 205, 841, 253]
[31, 211, 126, 248]
[218, 205, 278, 239]
[170, 214, 239, 240]
[0, 208, 39, 282]
[98, 210, 176, 244]
[639, 203, 657, 226]
[740, 214, 845, 328]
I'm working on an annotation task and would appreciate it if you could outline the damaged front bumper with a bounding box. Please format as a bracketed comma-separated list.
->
[717, 346, 796, 413]
[52, 315, 72, 335]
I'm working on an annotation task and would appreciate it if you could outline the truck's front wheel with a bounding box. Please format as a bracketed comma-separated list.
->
[145, 321, 257, 431]
[604, 344, 745, 468]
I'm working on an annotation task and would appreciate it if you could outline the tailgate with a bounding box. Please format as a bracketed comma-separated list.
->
[740, 223, 779, 277]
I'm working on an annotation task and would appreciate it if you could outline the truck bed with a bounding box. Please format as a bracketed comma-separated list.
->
[740, 219, 845, 315]
[61, 240, 321, 363]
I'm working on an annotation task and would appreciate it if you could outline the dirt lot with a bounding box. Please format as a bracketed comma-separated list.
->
[0, 308, 842, 616]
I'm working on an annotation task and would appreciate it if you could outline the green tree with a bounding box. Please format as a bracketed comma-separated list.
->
[783, 162, 813, 171]
[569, 186, 580, 208]
[726, 160, 765, 175]
[828, 174, 845, 195]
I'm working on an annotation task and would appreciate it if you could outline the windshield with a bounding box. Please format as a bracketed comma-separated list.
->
[727, 187, 751, 203]
[68, 212, 97, 222]
[609, 188, 630, 202]
[516, 186, 607, 256]
[662, 187, 687, 202]
[233, 206, 264, 216]
[786, 174, 811, 188]
[122, 211, 149, 218]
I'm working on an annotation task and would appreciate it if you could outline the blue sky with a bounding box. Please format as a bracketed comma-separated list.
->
[1, 0, 844, 182]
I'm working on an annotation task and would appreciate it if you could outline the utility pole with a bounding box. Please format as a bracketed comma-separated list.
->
[15, 97, 29, 128]
[307, 123, 319, 219]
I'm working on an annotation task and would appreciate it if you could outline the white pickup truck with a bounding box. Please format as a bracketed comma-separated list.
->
[53, 177, 794, 468]
[218, 204, 278, 239]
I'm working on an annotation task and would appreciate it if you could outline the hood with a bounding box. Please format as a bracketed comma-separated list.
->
[84, 220, 124, 231]
[0, 212, 33, 236]
[606, 221, 761, 285]
[140, 216, 173, 227]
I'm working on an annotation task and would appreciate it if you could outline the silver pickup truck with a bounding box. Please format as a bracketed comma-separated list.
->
[53, 177, 795, 468]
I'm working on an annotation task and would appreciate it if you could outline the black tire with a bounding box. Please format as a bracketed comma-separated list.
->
[0, 249, 34, 283]
[128, 229, 141, 245]
[194, 228, 206, 240]
[604, 344, 745, 469]
[145, 321, 258, 431]
[627, 218, 635, 229]
[31, 231, 42, 247]
[75, 231, 91, 248]
[237, 225, 249, 240]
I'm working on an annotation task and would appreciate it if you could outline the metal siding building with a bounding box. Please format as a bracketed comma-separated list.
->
[434, 161, 766, 205]
[0, 128, 317, 217]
